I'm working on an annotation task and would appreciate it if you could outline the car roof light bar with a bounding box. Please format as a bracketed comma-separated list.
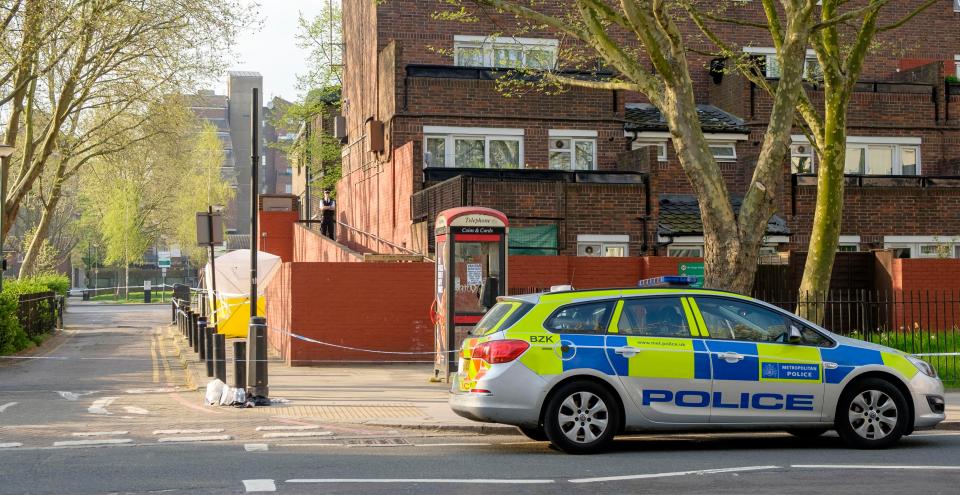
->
[637, 275, 698, 288]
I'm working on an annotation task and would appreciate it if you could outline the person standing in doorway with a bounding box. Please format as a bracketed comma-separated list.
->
[320, 190, 337, 240]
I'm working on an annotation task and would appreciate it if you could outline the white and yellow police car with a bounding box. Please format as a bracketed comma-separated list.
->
[449, 278, 946, 454]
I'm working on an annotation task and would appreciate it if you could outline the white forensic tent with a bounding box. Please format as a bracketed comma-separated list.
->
[204, 249, 282, 338]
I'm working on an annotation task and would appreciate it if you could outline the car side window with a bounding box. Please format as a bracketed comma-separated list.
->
[618, 298, 691, 337]
[694, 297, 788, 343]
[796, 323, 834, 347]
[544, 301, 615, 335]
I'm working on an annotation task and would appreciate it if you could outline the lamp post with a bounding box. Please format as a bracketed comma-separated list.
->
[247, 87, 268, 401]
[0, 143, 16, 292]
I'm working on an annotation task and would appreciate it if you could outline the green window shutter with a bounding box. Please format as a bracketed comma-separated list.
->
[509, 225, 559, 256]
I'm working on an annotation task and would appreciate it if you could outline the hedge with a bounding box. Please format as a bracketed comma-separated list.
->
[0, 274, 69, 355]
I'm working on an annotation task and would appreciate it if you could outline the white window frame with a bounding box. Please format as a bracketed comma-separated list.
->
[885, 236, 960, 259]
[423, 126, 524, 169]
[548, 129, 597, 170]
[955, 55, 960, 78]
[453, 35, 558, 70]
[742, 47, 820, 79]
[632, 140, 668, 162]
[838, 235, 861, 252]
[577, 234, 629, 257]
[708, 142, 737, 162]
[629, 132, 745, 163]
[955, 0, 960, 13]
[790, 135, 922, 175]
[667, 245, 704, 257]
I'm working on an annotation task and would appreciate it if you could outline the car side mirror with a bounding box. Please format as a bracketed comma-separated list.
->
[789, 325, 802, 344]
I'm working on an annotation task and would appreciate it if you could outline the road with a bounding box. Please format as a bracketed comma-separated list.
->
[1, 303, 959, 494]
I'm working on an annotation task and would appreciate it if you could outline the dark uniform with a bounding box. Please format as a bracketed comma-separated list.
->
[320, 197, 336, 240]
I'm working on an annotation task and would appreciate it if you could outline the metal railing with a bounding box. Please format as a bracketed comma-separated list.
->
[17, 291, 63, 337]
[756, 289, 960, 385]
[298, 219, 421, 256]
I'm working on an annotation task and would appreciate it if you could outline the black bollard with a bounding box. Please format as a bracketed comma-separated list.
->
[246, 317, 268, 398]
[198, 317, 208, 361]
[187, 311, 195, 349]
[171, 301, 176, 324]
[192, 312, 200, 355]
[213, 333, 226, 382]
[204, 326, 215, 378]
[233, 341, 247, 390]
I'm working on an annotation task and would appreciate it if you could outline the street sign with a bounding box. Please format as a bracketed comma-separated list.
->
[196, 212, 224, 246]
[158, 258, 171, 268]
[161, 267, 167, 276]
[678, 262, 705, 288]
[144, 280, 152, 291]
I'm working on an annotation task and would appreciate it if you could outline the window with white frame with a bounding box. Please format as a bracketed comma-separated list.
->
[955, 55, 960, 78]
[667, 245, 703, 257]
[790, 136, 921, 175]
[632, 140, 668, 161]
[423, 126, 523, 169]
[708, 142, 737, 162]
[284, 184, 292, 194]
[955, 0, 960, 13]
[837, 235, 860, 252]
[549, 130, 597, 170]
[577, 235, 629, 257]
[885, 236, 960, 259]
[744, 47, 821, 80]
[454, 35, 558, 70]
[630, 136, 741, 162]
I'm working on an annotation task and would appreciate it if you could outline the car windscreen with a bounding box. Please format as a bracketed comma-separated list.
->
[472, 302, 532, 336]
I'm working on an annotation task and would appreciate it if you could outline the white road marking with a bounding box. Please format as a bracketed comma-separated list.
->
[125, 388, 178, 394]
[53, 439, 133, 447]
[244, 443, 269, 452]
[255, 425, 319, 431]
[152, 428, 224, 435]
[88, 397, 117, 415]
[71, 431, 129, 437]
[792, 464, 960, 471]
[57, 391, 98, 401]
[242, 479, 277, 492]
[157, 435, 232, 443]
[0, 442, 23, 448]
[412, 442, 491, 447]
[276, 443, 342, 447]
[568, 465, 780, 483]
[287, 478, 555, 485]
[261, 431, 333, 439]
[0, 402, 18, 413]
[122, 406, 149, 415]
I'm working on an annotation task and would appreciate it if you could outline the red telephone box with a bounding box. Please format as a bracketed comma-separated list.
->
[433, 207, 508, 381]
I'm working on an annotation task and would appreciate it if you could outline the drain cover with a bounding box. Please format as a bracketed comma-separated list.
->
[343, 438, 411, 447]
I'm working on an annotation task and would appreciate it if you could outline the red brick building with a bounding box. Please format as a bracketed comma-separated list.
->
[334, 1, 960, 260]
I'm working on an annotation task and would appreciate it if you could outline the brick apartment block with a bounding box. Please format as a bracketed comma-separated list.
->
[333, 0, 960, 260]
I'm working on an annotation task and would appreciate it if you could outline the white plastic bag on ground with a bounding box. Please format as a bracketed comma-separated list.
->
[219, 384, 246, 406]
[204, 379, 225, 405]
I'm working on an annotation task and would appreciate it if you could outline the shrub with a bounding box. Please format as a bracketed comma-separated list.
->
[0, 288, 30, 355]
[0, 274, 68, 355]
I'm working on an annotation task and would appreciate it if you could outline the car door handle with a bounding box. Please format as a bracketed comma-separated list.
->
[823, 361, 839, 370]
[615, 346, 640, 356]
[716, 352, 744, 363]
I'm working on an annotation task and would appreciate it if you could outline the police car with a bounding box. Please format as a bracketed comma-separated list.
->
[449, 278, 946, 454]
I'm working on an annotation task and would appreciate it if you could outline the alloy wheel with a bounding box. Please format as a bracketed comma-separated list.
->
[848, 389, 898, 440]
[557, 391, 609, 444]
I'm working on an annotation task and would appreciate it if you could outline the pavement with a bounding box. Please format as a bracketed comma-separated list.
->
[168, 322, 518, 434]
[3, 302, 960, 494]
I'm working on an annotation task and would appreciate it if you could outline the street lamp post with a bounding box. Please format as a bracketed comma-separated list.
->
[0, 143, 16, 292]
[247, 87, 268, 401]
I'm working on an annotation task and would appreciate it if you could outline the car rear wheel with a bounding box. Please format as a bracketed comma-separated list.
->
[786, 428, 829, 438]
[835, 378, 908, 449]
[543, 381, 619, 454]
[516, 426, 548, 442]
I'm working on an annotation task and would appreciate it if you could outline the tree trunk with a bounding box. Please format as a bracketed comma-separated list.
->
[797, 94, 849, 323]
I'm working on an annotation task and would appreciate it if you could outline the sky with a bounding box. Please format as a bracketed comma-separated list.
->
[217, 0, 330, 102]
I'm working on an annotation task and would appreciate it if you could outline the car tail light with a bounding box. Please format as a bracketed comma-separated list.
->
[472, 339, 529, 364]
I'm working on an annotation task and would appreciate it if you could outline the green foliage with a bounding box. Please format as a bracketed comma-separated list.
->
[946, 75, 960, 84]
[295, 4, 343, 89]
[0, 274, 67, 354]
[850, 330, 960, 386]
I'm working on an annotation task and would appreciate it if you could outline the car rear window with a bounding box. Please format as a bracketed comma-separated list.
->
[473, 302, 532, 336]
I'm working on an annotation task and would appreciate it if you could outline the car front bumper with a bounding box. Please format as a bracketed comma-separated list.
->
[909, 373, 946, 430]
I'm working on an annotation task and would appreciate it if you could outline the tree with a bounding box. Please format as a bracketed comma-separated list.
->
[440, 0, 818, 293]
[788, 0, 937, 320]
[1, 0, 252, 265]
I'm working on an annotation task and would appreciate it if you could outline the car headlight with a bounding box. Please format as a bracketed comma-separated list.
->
[907, 355, 938, 378]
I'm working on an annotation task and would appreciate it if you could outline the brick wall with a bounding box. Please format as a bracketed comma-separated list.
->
[509, 255, 702, 291]
[266, 262, 435, 364]
[888, 258, 960, 329]
[259, 211, 298, 262]
[293, 223, 365, 263]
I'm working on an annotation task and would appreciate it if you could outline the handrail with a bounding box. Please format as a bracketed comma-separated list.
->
[298, 219, 427, 258]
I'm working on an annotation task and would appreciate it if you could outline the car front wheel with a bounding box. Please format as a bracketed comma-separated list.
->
[835, 378, 908, 449]
[543, 381, 619, 454]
